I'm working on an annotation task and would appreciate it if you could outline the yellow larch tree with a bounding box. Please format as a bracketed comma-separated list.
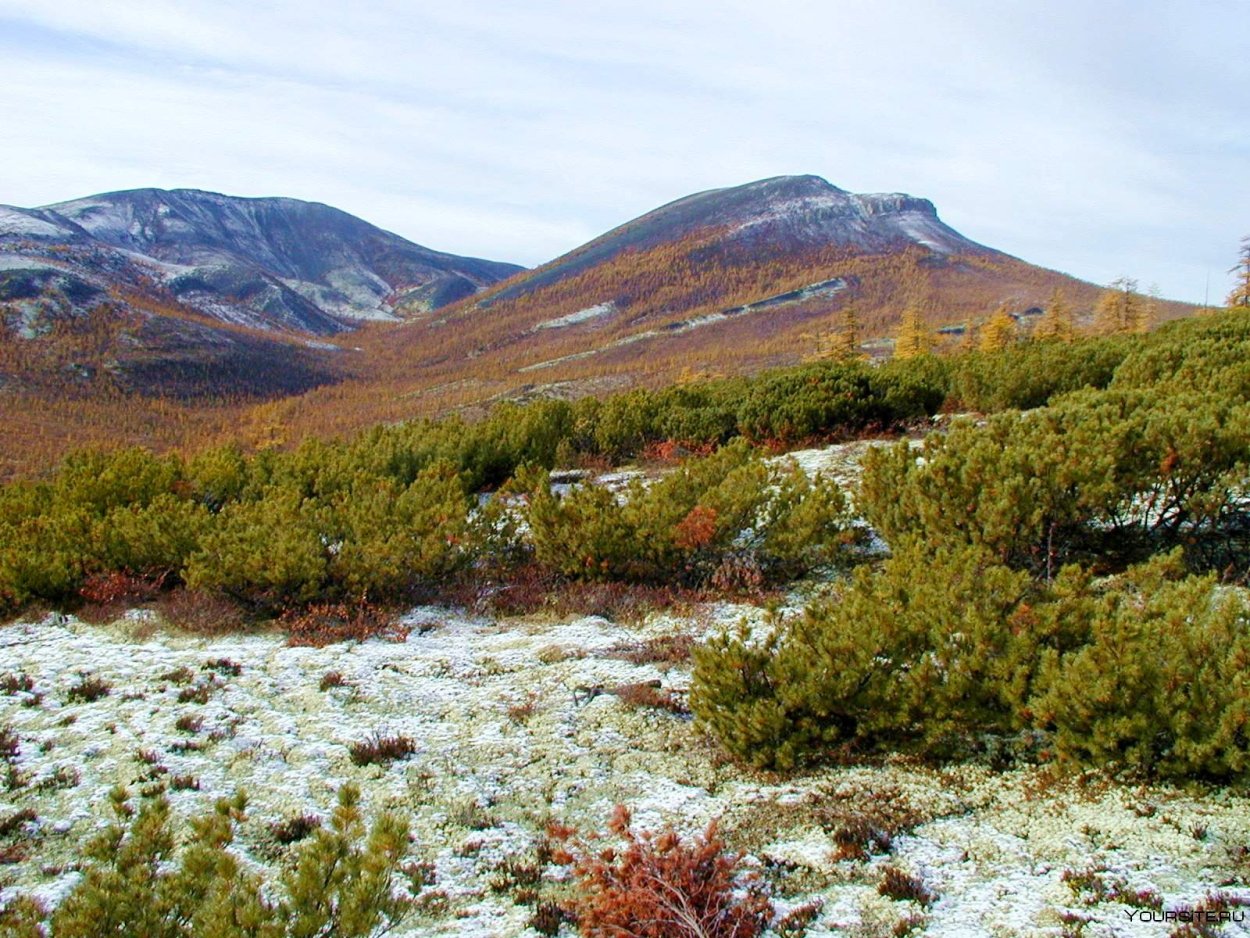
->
[1228, 236, 1250, 309]
[979, 303, 1018, 352]
[1033, 288, 1076, 342]
[1094, 278, 1148, 335]
[893, 304, 932, 359]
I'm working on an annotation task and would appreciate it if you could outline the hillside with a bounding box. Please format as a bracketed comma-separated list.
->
[0, 177, 1200, 476]
[267, 175, 1194, 441]
[1, 189, 523, 333]
[0, 189, 525, 475]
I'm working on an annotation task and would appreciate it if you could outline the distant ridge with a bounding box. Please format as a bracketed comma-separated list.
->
[1, 187, 524, 335]
[0, 175, 1201, 477]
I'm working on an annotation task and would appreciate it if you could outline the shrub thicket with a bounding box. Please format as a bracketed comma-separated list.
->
[692, 548, 1250, 779]
[859, 386, 1250, 574]
[522, 440, 854, 586]
[694, 313, 1250, 779]
[0, 348, 958, 620]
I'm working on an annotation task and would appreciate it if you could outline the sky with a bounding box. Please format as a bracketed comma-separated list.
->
[0, 1, 1246, 304]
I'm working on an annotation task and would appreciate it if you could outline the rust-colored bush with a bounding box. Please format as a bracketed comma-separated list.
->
[78, 571, 163, 606]
[463, 562, 688, 623]
[280, 601, 406, 647]
[878, 865, 936, 907]
[611, 681, 689, 716]
[604, 633, 696, 667]
[348, 733, 416, 767]
[674, 505, 719, 550]
[562, 804, 773, 938]
[153, 588, 249, 636]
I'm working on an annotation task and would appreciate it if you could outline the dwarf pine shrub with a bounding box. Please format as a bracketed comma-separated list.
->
[693, 547, 1250, 779]
[691, 545, 1039, 769]
[524, 440, 853, 587]
[859, 387, 1250, 575]
[0, 784, 415, 937]
[1029, 555, 1250, 779]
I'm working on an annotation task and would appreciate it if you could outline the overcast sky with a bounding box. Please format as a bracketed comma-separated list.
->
[1, 1, 1246, 303]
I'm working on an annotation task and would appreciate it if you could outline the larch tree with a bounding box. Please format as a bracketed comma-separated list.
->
[824, 304, 862, 361]
[959, 319, 979, 352]
[1033, 288, 1076, 342]
[893, 304, 932, 359]
[1094, 277, 1147, 335]
[979, 303, 1018, 352]
[1229, 235, 1250, 309]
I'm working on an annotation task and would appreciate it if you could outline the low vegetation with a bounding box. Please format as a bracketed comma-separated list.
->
[0, 784, 415, 938]
[693, 311, 1250, 781]
[5, 306, 1250, 929]
[556, 804, 774, 938]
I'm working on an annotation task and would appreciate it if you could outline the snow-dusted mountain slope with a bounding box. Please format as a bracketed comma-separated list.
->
[1, 188, 524, 335]
[481, 175, 996, 306]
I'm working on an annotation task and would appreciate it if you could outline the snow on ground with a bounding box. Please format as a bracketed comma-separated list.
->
[0, 208, 71, 239]
[533, 302, 617, 331]
[3, 601, 1249, 937]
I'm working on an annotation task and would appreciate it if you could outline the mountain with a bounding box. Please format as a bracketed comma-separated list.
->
[484, 174, 991, 306]
[338, 174, 1180, 426]
[0, 175, 1200, 478]
[0, 188, 526, 475]
[0, 188, 524, 335]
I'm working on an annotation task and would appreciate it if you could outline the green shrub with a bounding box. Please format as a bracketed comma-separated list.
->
[691, 545, 1038, 769]
[185, 444, 251, 513]
[859, 388, 1250, 574]
[524, 441, 853, 586]
[93, 494, 211, 580]
[2, 784, 415, 937]
[736, 362, 884, 444]
[1030, 555, 1250, 779]
[947, 336, 1127, 412]
[325, 462, 473, 597]
[0, 506, 94, 609]
[185, 486, 330, 609]
[52, 448, 184, 517]
[694, 545, 1250, 779]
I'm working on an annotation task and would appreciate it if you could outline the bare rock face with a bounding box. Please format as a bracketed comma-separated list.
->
[0, 188, 524, 335]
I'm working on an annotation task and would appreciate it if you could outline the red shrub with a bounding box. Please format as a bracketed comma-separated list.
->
[642, 439, 717, 463]
[78, 571, 162, 605]
[564, 805, 772, 938]
[280, 601, 406, 647]
[674, 505, 719, 551]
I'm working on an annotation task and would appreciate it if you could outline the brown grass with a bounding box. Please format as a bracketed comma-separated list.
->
[154, 589, 251, 636]
[64, 673, 111, 704]
[610, 681, 689, 716]
[878, 866, 937, 907]
[603, 634, 695, 668]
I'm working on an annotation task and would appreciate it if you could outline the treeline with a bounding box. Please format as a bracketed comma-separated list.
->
[692, 310, 1250, 781]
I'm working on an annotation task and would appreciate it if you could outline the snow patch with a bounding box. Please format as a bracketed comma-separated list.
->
[532, 301, 616, 331]
[0, 208, 71, 239]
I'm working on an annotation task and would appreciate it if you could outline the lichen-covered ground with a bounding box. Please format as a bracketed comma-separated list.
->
[2, 605, 1248, 938]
